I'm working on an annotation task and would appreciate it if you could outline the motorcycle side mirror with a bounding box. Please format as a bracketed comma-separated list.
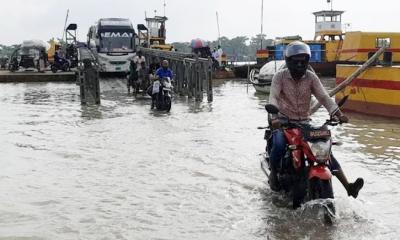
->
[265, 104, 279, 114]
[337, 95, 349, 108]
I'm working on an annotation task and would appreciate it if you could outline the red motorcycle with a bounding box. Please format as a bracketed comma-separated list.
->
[260, 96, 348, 222]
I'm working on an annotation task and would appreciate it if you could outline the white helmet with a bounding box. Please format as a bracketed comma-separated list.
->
[285, 41, 311, 58]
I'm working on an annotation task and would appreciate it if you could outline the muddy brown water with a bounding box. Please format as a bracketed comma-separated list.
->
[0, 78, 399, 239]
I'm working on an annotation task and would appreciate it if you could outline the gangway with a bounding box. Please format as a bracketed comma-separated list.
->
[138, 47, 213, 102]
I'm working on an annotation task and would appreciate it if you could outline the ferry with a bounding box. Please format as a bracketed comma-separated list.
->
[264, 10, 344, 77]
[336, 32, 400, 118]
[137, 15, 173, 51]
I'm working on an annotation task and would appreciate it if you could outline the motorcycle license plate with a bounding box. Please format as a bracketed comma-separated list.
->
[305, 130, 331, 140]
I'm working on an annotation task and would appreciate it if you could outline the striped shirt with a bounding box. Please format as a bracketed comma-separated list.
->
[268, 68, 337, 120]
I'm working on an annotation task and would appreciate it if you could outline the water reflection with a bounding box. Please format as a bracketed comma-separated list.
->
[80, 105, 103, 120]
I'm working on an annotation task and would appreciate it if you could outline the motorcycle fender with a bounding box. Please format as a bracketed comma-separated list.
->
[309, 165, 332, 180]
[291, 150, 302, 169]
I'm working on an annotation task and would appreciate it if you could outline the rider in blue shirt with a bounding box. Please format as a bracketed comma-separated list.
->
[152, 60, 173, 109]
[155, 60, 173, 80]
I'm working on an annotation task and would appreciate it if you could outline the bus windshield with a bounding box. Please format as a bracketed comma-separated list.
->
[99, 31, 134, 53]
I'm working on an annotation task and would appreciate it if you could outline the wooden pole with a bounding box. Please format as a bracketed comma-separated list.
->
[204, 61, 209, 101]
[310, 46, 387, 114]
[175, 62, 180, 93]
[200, 62, 204, 92]
[246, 64, 250, 93]
[79, 70, 86, 104]
[208, 58, 213, 102]
[188, 63, 193, 98]
[196, 62, 203, 101]
[79, 59, 100, 105]
[180, 63, 185, 95]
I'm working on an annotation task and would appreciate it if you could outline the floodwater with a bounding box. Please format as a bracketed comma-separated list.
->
[0, 78, 399, 240]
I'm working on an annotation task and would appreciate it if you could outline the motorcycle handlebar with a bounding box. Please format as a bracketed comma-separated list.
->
[324, 115, 347, 126]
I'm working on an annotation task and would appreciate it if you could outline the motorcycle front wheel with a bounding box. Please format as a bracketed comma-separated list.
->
[309, 178, 335, 224]
[164, 95, 171, 112]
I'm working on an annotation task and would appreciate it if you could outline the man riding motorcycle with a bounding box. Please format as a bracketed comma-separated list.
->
[268, 41, 364, 198]
[52, 51, 70, 72]
[151, 60, 173, 109]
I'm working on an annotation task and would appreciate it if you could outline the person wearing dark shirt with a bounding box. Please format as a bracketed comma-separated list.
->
[127, 60, 138, 93]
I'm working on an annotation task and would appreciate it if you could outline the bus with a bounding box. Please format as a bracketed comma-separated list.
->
[87, 18, 136, 73]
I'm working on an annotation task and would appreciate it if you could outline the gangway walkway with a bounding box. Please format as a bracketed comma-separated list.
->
[138, 47, 213, 102]
[76, 47, 214, 104]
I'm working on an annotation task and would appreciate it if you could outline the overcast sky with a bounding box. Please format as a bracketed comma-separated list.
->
[0, 0, 398, 45]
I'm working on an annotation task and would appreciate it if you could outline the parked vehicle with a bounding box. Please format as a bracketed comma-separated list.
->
[0, 56, 9, 69]
[260, 96, 349, 223]
[8, 40, 48, 72]
[87, 18, 136, 73]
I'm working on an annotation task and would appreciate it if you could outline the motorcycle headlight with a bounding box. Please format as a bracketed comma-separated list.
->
[309, 140, 331, 163]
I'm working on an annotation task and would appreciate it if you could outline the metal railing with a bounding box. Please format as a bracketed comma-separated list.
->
[138, 47, 213, 102]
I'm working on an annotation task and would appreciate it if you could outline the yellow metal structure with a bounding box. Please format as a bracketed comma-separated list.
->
[47, 38, 61, 63]
[336, 64, 400, 118]
[325, 40, 342, 62]
[339, 32, 400, 62]
[144, 16, 172, 51]
[150, 44, 173, 51]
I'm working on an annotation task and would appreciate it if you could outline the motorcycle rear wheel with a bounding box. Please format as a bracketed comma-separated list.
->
[51, 65, 57, 73]
[62, 63, 69, 72]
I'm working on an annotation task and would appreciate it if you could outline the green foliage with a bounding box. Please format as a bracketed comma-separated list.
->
[173, 34, 274, 61]
[171, 42, 192, 53]
[0, 44, 20, 57]
[1, 34, 274, 61]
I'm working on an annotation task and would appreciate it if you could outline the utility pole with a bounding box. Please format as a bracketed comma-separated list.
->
[216, 12, 221, 46]
[62, 9, 69, 42]
[260, 0, 264, 49]
[327, 0, 333, 11]
[163, 0, 166, 16]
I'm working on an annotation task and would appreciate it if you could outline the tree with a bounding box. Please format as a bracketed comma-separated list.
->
[167, 34, 278, 61]
[0, 44, 20, 57]
[171, 42, 191, 53]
